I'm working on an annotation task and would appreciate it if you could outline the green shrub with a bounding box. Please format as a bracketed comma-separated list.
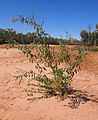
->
[15, 16, 85, 98]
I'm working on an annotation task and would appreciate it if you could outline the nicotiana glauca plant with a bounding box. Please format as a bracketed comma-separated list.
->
[13, 16, 85, 98]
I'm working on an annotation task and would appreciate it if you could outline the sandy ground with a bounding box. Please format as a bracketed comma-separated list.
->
[0, 48, 98, 120]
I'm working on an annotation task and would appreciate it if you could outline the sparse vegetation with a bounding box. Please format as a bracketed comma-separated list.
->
[14, 16, 86, 100]
[1, 0, 98, 119]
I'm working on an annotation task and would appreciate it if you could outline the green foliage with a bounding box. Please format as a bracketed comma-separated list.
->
[0, 27, 60, 45]
[15, 16, 85, 98]
[80, 25, 98, 46]
[85, 46, 98, 52]
[80, 30, 89, 45]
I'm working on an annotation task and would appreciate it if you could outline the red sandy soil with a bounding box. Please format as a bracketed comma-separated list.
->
[0, 48, 98, 120]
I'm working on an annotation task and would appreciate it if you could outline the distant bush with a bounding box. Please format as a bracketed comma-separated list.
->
[87, 46, 98, 52]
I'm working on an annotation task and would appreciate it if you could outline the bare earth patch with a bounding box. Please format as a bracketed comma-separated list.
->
[0, 48, 98, 120]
